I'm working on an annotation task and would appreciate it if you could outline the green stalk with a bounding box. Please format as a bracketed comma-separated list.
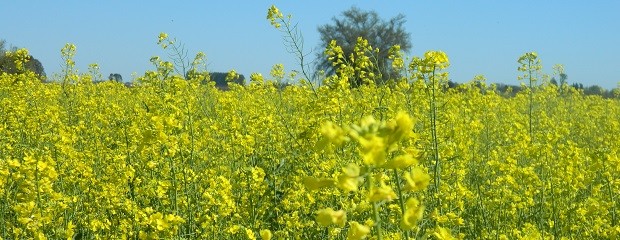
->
[277, 15, 318, 98]
[606, 172, 617, 226]
[430, 67, 441, 207]
[368, 170, 383, 240]
[34, 156, 43, 219]
[528, 60, 534, 143]
[372, 201, 383, 240]
[167, 153, 179, 215]
[550, 179, 559, 238]
[392, 168, 410, 239]
[180, 96, 196, 235]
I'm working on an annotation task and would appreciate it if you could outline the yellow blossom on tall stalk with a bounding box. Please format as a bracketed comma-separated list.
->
[388, 45, 405, 71]
[226, 69, 240, 82]
[250, 72, 264, 84]
[425, 51, 449, 67]
[266, 5, 283, 28]
[7, 48, 31, 72]
[270, 63, 286, 82]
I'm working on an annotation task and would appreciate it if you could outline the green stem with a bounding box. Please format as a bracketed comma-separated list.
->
[606, 174, 617, 226]
[167, 153, 179, 215]
[278, 16, 318, 98]
[392, 169, 410, 239]
[34, 156, 43, 218]
[430, 67, 441, 209]
[372, 201, 383, 240]
[528, 60, 534, 143]
[368, 170, 383, 240]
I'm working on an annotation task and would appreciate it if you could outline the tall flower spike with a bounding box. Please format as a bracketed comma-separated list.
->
[267, 5, 283, 28]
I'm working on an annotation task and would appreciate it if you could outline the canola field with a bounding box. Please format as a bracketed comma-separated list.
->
[1, 50, 619, 240]
[1, 8, 619, 240]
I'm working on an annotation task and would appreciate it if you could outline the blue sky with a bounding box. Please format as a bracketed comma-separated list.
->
[2, 1, 619, 89]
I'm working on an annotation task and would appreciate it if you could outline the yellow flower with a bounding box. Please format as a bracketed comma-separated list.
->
[250, 72, 264, 83]
[401, 198, 424, 230]
[389, 111, 414, 143]
[259, 229, 272, 240]
[358, 135, 386, 166]
[337, 174, 360, 192]
[432, 226, 455, 240]
[66, 221, 75, 240]
[318, 121, 349, 147]
[383, 154, 417, 169]
[403, 167, 430, 191]
[266, 5, 284, 28]
[226, 69, 240, 82]
[158, 32, 168, 44]
[303, 176, 335, 191]
[7, 159, 21, 168]
[368, 184, 396, 202]
[336, 163, 361, 192]
[342, 163, 360, 177]
[316, 208, 347, 227]
[149, 212, 169, 231]
[165, 214, 185, 225]
[347, 221, 370, 240]
[270, 63, 285, 80]
[388, 45, 404, 70]
[227, 225, 242, 234]
[245, 228, 256, 240]
[424, 51, 450, 69]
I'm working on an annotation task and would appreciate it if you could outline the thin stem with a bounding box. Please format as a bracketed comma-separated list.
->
[372, 201, 383, 240]
[528, 60, 533, 143]
[278, 16, 319, 98]
[430, 67, 441, 207]
[606, 173, 617, 226]
[368, 170, 383, 240]
[392, 169, 410, 239]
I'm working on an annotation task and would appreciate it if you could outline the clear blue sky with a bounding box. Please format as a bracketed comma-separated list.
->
[2, 1, 619, 89]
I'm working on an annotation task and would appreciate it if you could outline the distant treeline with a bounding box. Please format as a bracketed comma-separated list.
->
[90, 72, 246, 90]
[0, 40, 46, 79]
[447, 80, 619, 98]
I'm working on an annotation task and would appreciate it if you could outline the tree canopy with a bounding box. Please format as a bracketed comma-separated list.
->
[316, 7, 411, 85]
[0, 39, 46, 79]
[209, 72, 245, 90]
[108, 73, 123, 82]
